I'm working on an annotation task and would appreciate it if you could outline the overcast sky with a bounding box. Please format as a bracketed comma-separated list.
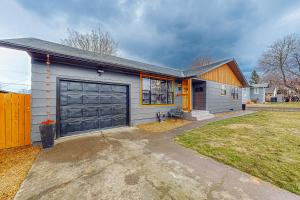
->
[1, 0, 300, 91]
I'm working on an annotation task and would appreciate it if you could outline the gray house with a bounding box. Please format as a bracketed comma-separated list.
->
[0, 38, 248, 142]
[242, 83, 269, 103]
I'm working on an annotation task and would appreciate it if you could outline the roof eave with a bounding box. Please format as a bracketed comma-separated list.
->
[0, 40, 183, 78]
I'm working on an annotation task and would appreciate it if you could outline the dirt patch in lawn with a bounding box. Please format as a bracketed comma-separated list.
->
[0, 146, 40, 200]
[137, 119, 191, 133]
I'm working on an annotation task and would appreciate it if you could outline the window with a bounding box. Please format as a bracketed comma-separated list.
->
[142, 76, 174, 105]
[254, 88, 259, 94]
[221, 85, 226, 96]
[231, 87, 239, 100]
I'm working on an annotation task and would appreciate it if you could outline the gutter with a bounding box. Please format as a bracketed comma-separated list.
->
[0, 40, 184, 78]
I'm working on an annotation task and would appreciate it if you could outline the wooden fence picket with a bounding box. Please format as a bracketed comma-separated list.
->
[0, 93, 31, 149]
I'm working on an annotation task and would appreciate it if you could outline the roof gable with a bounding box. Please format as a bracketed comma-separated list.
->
[184, 58, 249, 87]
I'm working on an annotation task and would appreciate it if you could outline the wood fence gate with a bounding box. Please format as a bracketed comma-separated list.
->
[0, 93, 31, 149]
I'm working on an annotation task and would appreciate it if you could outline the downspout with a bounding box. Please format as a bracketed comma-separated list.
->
[46, 54, 51, 119]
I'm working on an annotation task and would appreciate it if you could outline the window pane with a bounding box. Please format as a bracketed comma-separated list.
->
[167, 80, 174, 104]
[168, 92, 174, 104]
[151, 79, 160, 94]
[221, 85, 226, 95]
[151, 79, 160, 104]
[167, 80, 172, 91]
[161, 80, 167, 104]
[142, 78, 150, 104]
[141, 77, 174, 105]
[142, 90, 150, 104]
[143, 78, 150, 90]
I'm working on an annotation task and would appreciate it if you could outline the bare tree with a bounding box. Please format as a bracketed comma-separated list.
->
[259, 34, 300, 95]
[291, 38, 300, 77]
[61, 27, 118, 55]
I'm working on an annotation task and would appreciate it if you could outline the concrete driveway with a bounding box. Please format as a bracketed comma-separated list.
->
[15, 115, 299, 200]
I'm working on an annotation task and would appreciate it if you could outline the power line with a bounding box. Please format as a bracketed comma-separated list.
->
[0, 68, 30, 74]
[0, 80, 31, 88]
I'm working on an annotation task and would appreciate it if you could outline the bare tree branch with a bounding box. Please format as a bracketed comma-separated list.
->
[259, 34, 300, 95]
[61, 27, 118, 55]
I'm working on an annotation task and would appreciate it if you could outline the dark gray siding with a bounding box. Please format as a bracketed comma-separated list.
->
[31, 60, 179, 142]
[205, 81, 242, 113]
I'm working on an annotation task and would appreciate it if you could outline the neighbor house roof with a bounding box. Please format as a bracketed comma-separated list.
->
[0, 37, 248, 86]
[250, 83, 269, 88]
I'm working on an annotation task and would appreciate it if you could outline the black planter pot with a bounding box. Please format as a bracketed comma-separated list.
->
[39, 124, 55, 148]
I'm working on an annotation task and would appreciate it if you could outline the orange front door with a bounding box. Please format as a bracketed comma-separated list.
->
[181, 79, 192, 111]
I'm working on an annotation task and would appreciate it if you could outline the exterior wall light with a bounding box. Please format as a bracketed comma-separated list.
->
[97, 69, 104, 76]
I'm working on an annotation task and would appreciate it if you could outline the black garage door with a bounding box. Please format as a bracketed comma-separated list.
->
[58, 80, 129, 137]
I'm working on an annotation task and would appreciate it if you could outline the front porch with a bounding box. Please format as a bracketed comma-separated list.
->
[180, 78, 214, 121]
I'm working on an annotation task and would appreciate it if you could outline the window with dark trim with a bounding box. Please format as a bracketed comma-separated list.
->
[142, 76, 174, 105]
[231, 87, 239, 100]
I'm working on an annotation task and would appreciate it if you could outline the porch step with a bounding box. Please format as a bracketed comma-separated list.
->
[184, 110, 215, 121]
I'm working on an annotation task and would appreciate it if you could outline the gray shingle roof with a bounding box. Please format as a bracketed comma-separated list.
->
[0, 38, 184, 77]
[183, 58, 234, 77]
[0, 37, 248, 87]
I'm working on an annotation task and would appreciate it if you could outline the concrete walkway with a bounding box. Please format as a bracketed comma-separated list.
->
[15, 111, 299, 200]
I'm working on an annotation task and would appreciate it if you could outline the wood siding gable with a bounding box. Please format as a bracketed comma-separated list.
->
[199, 64, 242, 87]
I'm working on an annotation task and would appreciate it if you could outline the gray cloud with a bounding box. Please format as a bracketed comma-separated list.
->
[2, 0, 300, 83]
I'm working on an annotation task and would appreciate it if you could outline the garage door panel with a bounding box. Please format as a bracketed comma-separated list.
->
[68, 81, 83, 91]
[67, 121, 82, 132]
[112, 105, 126, 115]
[112, 115, 126, 126]
[100, 95, 112, 104]
[112, 85, 127, 93]
[82, 119, 99, 130]
[60, 108, 68, 120]
[99, 106, 112, 116]
[100, 117, 112, 128]
[83, 95, 99, 104]
[100, 84, 112, 92]
[60, 81, 68, 91]
[83, 107, 98, 117]
[68, 108, 82, 118]
[83, 83, 98, 92]
[60, 94, 68, 106]
[68, 94, 83, 105]
[59, 80, 128, 136]
[111, 94, 126, 104]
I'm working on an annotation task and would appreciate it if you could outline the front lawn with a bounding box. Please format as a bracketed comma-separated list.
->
[176, 111, 300, 195]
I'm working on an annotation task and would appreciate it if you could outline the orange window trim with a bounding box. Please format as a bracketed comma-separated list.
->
[140, 72, 176, 106]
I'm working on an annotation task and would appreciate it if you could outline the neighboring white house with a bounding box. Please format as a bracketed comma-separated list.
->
[242, 83, 269, 103]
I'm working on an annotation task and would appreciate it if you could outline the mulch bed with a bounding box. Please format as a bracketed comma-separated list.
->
[137, 119, 192, 133]
[0, 145, 41, 200]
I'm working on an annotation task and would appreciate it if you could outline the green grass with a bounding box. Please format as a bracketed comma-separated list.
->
[176, 111, 300, 194]
[249, 102, 300, 108]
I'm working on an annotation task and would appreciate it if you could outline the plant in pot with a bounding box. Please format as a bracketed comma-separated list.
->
[39, 119, 55, 148]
